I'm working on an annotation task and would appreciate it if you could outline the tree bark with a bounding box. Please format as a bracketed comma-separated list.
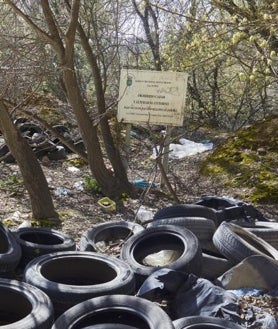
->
[0, 101, 59, 220]
[6, 0, 136, 200]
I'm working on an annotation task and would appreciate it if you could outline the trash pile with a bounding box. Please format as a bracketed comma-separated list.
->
[0, 118, 83, 162]
[80, 195, 278, 328]
[0, 195, 277, 328]
[151, 138, 214, 159]
[0, 117, 277, 328]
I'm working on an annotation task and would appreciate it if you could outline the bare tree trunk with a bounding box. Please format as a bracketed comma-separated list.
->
[6, 0, 136, 200]
[76, 21, 135, 196]
[0, 101, 59, 220]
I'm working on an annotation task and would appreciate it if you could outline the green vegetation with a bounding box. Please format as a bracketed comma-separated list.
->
[0, 175, 24, 194]
[201, 117, 278, 203]
[83, 174, 101, 194]
[67, 157, 87, 168]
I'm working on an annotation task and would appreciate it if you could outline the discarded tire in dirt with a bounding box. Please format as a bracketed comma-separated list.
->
[234, 221, 278, 249]
[14, 227, 76, 268]
[173, 315, 244, 329]
[153, 204, 218, 223]
[213, 222, 278, 265]
[0, 144, 15, 163]
[0, 278, 54, 328]
[195, 195, 267, 223]
[195, 195, 240, 209]
[0, 223, 21, 277]
[52, 294, 174, 329]
[24, 251, 135, 317]
[147, 216, 216, 241]
[79, 220, 144, 254]
[120, 225, 202, 286]
[17, 122, 43, 136]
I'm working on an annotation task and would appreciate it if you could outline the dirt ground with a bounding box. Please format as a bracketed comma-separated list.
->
[0, 133, 278, 323]
[0, 133, 277, 244]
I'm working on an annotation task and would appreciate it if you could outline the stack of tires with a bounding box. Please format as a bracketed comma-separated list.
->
[0, 224, 73, 327]
[0, 196, 276, 328]
[0, 221, 176, 328]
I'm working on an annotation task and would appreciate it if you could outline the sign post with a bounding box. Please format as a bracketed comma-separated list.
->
[118, 69, 188, 183]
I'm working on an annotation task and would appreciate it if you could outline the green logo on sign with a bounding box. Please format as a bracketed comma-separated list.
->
[127, 75, 133, 86]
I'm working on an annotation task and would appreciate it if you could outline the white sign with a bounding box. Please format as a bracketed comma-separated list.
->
[117, 69, 188, 126]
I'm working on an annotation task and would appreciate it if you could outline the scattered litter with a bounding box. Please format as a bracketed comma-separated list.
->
[11, 211, 21, 220]
[151, 138, 213, 160]
[98, 197, 116, 212]
[67, 166, 80, 173]
[17, 220, 32, 229]
[130, 130, 138, 138]
[95, 241, 107, 252]
[137, 268, 277, 329]
[228, 288, 264, 297]
[135, 206, 155, 223]
[133, 179, 158, 188]
[73, 181, 84, 191]
[54, 187, 72, 196]
[143, 250, 181, 267]
[95, 239, 124, 256]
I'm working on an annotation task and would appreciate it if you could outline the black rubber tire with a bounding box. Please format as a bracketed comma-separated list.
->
[17, 122, 43, 136]
[120, 225, 202, 286]
[147, 217, 216, 241]
[195, 196, 268, 222]
[233, 221, 278, 249]
[0, 144, 15, 163]
[0, 278, 54, 328]
[81, 325, 136, 329]
[173, 315, 244, 329]
[52, 294, 174, 329]
[153, 204, 218, 223]
[201, 250, 233, 280]
[79, 220, 144, 253]
[195, 195, 239, 209]
[13, 227, 76, 268]
[24, 251, 135, 317]
[0, 223, 22, 276]
[213, 222, 278, 264]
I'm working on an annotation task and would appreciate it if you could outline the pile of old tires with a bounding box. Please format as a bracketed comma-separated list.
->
[0, 119, 83, 162]
[0, 196, 277, 328]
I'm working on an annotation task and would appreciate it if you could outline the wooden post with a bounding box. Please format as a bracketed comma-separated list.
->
[123, 123, 132, 172]
[160, 126, 172, 186]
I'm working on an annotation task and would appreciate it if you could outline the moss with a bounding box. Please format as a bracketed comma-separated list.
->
[0, 175, 24, 194]
[201, 116, 278, 203]
[31, 218, 62, 228]
[82, 174, 101, 194]
[66, 157, 87, 168]
[39, 107, 63, 125]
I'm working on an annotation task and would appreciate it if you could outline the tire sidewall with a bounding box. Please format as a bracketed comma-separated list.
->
[120, 225, 202, 284]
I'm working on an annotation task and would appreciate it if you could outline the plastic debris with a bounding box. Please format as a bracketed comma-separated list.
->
[67, 166, 80, 173]
[98, 197, 116, 212]
[143, 250, 181, 266]
[17, 220, 32, 229]
[228, 288, 265, 297]
[151, 138, 213, 160]
[135, 206, 154, 223]
[11, 211, 21, 220]
[54, 187, 72, 196]
[133, 179, 158, 188]
[73, 181, 84, 191]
